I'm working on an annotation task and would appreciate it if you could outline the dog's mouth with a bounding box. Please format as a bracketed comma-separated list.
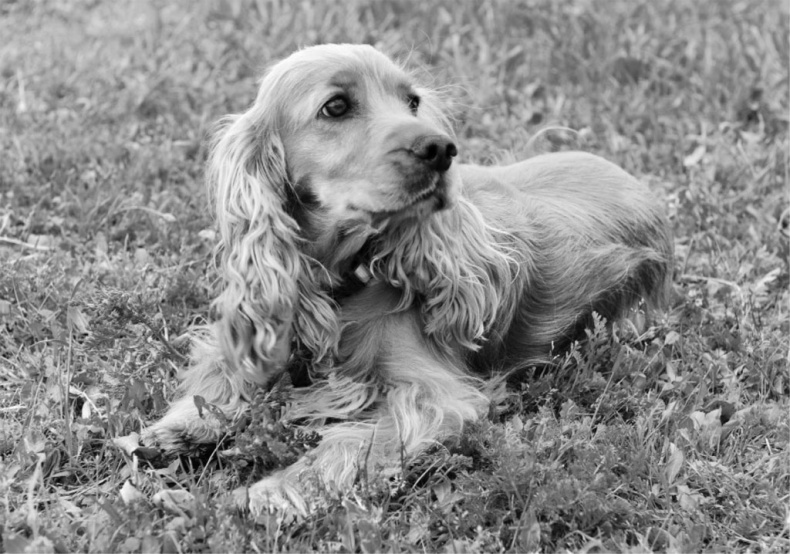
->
[407, 179, 442, 207]
[350, 173, 452, 229]
[381, 176, 448, 219]
[404, 169, 454, 209]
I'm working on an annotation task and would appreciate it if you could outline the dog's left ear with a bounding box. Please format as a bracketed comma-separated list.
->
[372, 81, 517, 351]
[374, 198, 519, 353]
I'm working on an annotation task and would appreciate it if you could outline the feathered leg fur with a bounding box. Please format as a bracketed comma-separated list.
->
[238, 283, 491, 516]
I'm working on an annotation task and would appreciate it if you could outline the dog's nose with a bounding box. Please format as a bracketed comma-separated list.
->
[411, 135, 457, 172]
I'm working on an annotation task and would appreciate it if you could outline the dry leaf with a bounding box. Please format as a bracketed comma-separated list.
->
[153, 489, 196, 516]
[683, 144, 706, 167]
[113, 432, 141, 456]
[120, 480, 144, 505]
[665, 442, 685, 484]
[67, 306, 90, 335]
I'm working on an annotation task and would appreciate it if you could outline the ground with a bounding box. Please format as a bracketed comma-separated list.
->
[0, 0, 788, 552]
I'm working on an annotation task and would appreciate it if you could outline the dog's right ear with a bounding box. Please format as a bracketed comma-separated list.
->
[206, 105, 337, 386]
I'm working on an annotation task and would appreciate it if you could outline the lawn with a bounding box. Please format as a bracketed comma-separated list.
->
[0, 0, 788, 552]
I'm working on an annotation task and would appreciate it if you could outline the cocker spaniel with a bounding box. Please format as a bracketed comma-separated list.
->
[144, 44, 673, 516]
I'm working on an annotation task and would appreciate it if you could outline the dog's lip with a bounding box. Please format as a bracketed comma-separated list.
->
[355, 177, 440, 218]
[406, 181, 439, 205]
[353, 175, 448, 221]
[389, 176, 444, 213]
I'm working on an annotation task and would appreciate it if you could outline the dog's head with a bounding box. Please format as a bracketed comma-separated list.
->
[267, 44, 458, 227]
[208, 44, 457, 382]
[236, 44, 458, 235]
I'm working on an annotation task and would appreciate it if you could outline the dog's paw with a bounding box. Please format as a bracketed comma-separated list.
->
[234, 473, 313, 521]
[143, 396, 227, 456]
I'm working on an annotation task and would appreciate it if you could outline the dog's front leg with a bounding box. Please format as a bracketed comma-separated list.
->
[237, 299, 490, 517]
[143, 328, 256, 455]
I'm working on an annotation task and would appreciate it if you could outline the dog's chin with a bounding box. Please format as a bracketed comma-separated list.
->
[384, 175, 454, 219]
[371, 190, 447, 229]
[386, 199, 434, 225]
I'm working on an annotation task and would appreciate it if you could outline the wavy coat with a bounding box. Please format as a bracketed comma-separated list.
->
[145, 44, 673, 516]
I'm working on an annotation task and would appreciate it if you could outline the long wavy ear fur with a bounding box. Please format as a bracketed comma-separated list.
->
[208, 106, 337, 387]
[372, 200, 520, 353]
[370, 84, 522, 353]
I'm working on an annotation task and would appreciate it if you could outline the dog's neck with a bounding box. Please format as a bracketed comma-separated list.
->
[299, 217, 380, 301]
[298, 205, 445, 303]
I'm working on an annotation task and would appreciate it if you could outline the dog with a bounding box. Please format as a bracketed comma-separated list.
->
[144, 43, 673, 516]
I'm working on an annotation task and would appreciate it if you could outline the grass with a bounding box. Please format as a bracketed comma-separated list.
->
[0, 0, 787, 551]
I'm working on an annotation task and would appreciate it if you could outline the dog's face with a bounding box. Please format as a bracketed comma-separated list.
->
[258, 44, 459, 228]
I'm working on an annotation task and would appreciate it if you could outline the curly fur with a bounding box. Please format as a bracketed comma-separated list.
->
[144, 43, 674, 516]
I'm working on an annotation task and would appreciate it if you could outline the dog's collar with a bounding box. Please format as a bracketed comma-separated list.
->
[330, 262, 374, 302]
[351, 263, 374, 285]
[329, 226, 380, 300]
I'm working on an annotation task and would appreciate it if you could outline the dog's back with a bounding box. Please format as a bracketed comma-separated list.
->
[460, 152, 673, 369]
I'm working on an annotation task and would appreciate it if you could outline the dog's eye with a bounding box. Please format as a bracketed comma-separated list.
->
[320, 96, 350, 118]
[407, 94, 420, 114]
